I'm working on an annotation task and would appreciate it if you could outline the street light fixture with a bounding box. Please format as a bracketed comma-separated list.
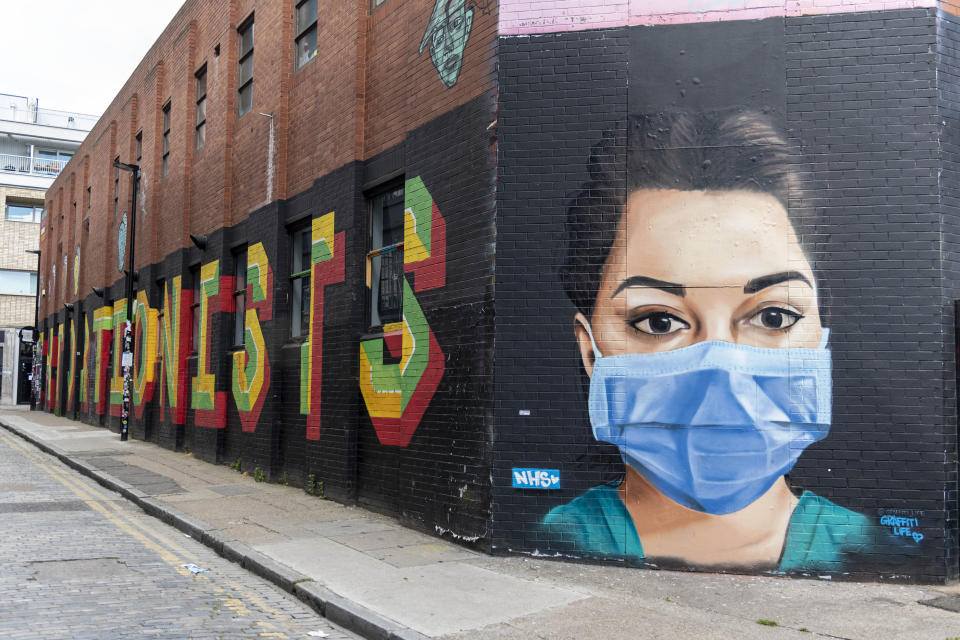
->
[113, 159, 140, 442]
[25, 249, 40, 410]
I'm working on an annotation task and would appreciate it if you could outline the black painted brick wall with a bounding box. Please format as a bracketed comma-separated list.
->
[494, 9, 956, 581]
[38, 93, 497, 549]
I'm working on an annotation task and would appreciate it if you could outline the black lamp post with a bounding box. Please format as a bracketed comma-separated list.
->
[113, 160, 140, 442]
[25, 249, 41, 410]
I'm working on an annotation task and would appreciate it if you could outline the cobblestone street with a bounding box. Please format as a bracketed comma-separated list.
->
[0, 427, 358, 640]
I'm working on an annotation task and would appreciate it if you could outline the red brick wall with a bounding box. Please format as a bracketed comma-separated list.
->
[47, 0, 497, 309]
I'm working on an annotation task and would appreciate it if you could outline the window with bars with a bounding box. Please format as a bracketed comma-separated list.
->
[156, 278, 165, 358]
[238, 16, 254, 116]
[135, 130, 142, 191]
[190, 265, 201, 354]
[195, 65, 207, 152]
[295, 0, 318, 68]
[161, 102, 171, 178]
[113, 156, 120, 217]
[367, 186, 405, 328]
[233, 248, 247, 347]
[290, 226, 311, 338]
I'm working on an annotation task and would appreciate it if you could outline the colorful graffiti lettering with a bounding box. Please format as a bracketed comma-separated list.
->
[300, 212, 346, 440]
[133, 290, 159, 419]
[419, 0, 474, 88]
[160, 276, 192, 425]
[92, 305, 113, 415]
[79, 314, 90, 405]
[37, 332, 46, 409]
[191, 260, 227, 428]
[65, 318, 76, 412]
[359, 176, 446, 447]
[53, 324, 63, 413]
[232, 242, 273, 432]
[45, 328, 56, 411]
[109, 299, 127, 416]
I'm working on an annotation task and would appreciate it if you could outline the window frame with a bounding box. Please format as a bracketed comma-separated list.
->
[156, 277, 165, 358]
[195, 65, 207, 152]
[0, 269, 38, 295]
[232, 247, 247, 348]
[4, 202, 43, 223]
[237, 15, 255, 117]
[161, 101, 171, 179]
[289, 225, 312, 339]
[366, 183, 406, 330]
[113, 156, 120, 218]
[135, 130, 143, 192]
[189, 264, 201, 355]
[295, 0, 318, 69]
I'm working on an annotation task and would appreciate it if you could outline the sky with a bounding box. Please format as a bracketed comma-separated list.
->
[0, 1, 187, 117]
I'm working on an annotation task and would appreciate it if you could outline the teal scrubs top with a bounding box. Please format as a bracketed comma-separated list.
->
[541, 484, 879, 573]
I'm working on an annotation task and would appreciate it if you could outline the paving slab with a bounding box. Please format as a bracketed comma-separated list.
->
[256, 537, 589, 637]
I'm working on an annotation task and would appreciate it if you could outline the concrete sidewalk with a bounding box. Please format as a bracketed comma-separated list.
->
[2, 409, 959, 640]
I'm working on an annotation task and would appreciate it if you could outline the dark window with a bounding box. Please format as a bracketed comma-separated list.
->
[161, 102, 171, 178]
[233, 248, 247, 347]
[85, 186, 91, 211]
[105, 310, 113, 384]
[156, 278, 165, 358]
[135, 130, 142, 191]
[113, 156, 120, 217]
[290, 226, 311, 338]
[5, 203, 42, 223]
[295, 0, 318, 68]
[195, 65, 207, 152]
[190, 265, 201, 354]
[367, 186, 405, 327]
[238, 16, 254, 116]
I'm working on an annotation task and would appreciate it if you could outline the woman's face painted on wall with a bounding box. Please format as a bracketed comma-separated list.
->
[577, 189, 822, 373]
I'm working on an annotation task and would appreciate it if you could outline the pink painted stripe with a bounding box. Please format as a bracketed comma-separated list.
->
[500, 0, 937, 36]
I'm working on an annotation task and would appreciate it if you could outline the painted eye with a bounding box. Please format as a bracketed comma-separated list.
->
[748, 307, 802, 330]
[631, 312, 690, 336]
[433, 29, 445, 47]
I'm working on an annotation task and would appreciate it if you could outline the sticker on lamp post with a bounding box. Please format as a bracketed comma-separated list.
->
[512, 468, 560, 489]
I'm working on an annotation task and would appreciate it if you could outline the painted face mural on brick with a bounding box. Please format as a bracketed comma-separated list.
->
[541, 110, 882, 571]
[419, 0, 474, 88]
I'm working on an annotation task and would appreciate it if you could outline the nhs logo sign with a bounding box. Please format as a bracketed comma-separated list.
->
[512, 468, 560, 489]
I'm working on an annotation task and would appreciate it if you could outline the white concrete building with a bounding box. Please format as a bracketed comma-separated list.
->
[0, 93, 96, 405]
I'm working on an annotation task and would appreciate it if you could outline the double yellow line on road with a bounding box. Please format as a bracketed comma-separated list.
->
[0, 428, 298, 639]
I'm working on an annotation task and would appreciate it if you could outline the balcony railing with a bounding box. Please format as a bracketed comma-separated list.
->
[0, 153, 67, 178]
[0, 104, 98, 131]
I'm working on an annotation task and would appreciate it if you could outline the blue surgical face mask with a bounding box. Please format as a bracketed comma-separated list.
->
[583, 325, 832, 515]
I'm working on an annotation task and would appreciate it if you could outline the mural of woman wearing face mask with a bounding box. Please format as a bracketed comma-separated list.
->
[543, 109, 887, 572]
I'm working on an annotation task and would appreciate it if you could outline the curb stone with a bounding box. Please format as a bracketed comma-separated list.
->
[294, 582, 431, 640]
[0, 417, 429, 640]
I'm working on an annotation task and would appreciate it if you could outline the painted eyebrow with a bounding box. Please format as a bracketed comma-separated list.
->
[743, 271, 812, 294]
[611, 276, 686, 298]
